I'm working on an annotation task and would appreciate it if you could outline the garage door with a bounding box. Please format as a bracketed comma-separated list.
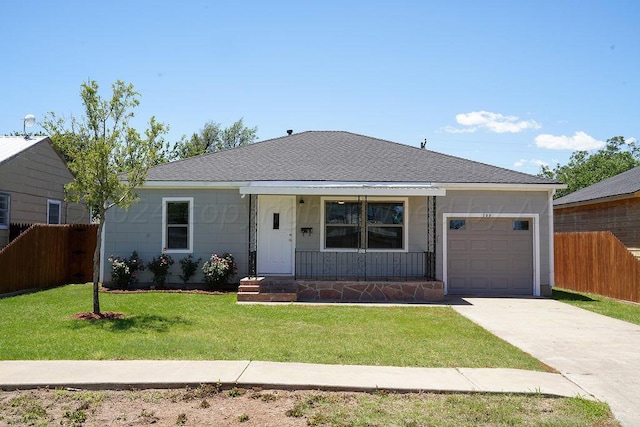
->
[447, 217, 533, 295]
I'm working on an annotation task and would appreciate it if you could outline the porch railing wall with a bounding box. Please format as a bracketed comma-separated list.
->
[295, 250, 434, 281]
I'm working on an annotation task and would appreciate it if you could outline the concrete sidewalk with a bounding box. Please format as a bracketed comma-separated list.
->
[0, 360, 590, 399]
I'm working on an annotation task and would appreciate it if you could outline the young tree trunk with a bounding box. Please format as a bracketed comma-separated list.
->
[92, 215, 104, 315]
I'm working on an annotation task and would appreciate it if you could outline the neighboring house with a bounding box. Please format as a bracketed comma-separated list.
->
[0, 136, 88, 247]
[554, 166, 640, 249]
[102, 131, 563, 299]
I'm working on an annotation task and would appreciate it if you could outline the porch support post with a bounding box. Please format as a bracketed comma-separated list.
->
[248, 194, 257, 277]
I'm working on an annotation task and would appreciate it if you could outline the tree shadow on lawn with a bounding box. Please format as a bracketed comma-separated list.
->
[68, 313, 192, 333]
[552, 289, 597, 302]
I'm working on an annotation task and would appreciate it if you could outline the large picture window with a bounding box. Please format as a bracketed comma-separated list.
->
[162, 197, 193, 253]
[323, 199, 406, 251]
[325, 201, 361, 249]
[0, 193, 9, 228]
[367, 202, 404, 249]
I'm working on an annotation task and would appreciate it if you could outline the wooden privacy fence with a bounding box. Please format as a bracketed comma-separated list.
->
[0, 224, 97, 294]
[554, 231, 640, 303]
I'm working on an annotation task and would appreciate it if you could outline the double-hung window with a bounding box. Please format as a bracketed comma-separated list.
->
[0, 193, 9, 228]
[323, 198, 406, 251]
[162, 197, 193, 253]
[47, 199, 62, 224]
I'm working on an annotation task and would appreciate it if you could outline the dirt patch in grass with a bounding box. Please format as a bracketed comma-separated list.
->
[0, 387, 619, 427]
[70, 312, 126, 321]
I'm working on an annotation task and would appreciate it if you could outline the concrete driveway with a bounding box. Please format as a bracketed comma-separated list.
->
[454, 297, 640, 427]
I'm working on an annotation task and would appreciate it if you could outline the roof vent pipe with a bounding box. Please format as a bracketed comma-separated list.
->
[287, 129, 293, 136]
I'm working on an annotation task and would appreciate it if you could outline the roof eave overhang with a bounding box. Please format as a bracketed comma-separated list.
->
[239, 181, 446, 196]
[137, 180, 564, 195]
[434, 182, 567, 191]
[139, 181, 247, 189]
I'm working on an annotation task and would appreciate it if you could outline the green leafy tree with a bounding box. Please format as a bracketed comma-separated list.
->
[539, 136, 639, 198]
[42, 80, 168, 315]
[171, 118, 257, 160]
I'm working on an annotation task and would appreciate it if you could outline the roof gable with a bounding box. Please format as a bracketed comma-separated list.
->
[554, 166, 640, 206]
[147, 131, 557, 185]
[0, 136, 51, 166]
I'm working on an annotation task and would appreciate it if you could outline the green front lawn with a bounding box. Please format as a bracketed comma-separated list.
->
[0, 284, 548, 370]
[553, 288, 640, 326]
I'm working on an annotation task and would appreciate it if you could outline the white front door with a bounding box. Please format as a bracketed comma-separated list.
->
[257, 195, 295, 275]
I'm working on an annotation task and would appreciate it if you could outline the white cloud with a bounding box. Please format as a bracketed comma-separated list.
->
[535, 131, 604, 150]
[444, 111, 541, 134]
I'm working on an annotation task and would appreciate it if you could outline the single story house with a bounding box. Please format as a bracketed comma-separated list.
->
[554, 166, 640, 250]
[101, 131, 563, 301]
[0, 136, 88, 247]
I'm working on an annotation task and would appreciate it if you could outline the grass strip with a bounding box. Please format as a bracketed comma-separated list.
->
[553, 288, 640, 326]
[0, 284, 547, 370]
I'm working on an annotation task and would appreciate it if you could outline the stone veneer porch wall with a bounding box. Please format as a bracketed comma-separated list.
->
[296, 281, 444, 302]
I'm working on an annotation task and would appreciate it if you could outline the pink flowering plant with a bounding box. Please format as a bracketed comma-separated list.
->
[108, 251, 143, 289]
[147, 248, 174, 287]
[202, 252, 237, 289]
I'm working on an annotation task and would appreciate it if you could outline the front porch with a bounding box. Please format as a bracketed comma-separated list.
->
[241, 191, 441, 303]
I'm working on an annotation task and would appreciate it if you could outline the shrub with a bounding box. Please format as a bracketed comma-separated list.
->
[202, 253, 237, 289]
[178, 255, 202, 284]
[147, 249, 174, 288]
[108, 251, 143, 289]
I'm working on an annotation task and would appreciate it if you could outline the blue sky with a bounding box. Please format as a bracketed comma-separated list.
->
[1, 1, 638, 174]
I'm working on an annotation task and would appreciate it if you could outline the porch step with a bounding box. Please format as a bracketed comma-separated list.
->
[237, 284, 261, 293]
[237, 292, 297, 302]
[237, 277, 297, 302]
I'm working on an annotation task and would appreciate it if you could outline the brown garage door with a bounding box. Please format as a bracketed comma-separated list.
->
[447, 217, 533, 295]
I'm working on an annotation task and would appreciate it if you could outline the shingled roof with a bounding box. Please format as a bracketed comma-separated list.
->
[0, 136, 50, 166]
[554, 166, 640, 206]
[147, 131, 557, 185]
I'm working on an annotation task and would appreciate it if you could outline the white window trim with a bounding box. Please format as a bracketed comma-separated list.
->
[162, 197, 194, 254]
[442, 212, 540, 297]
[47, 199, 62, 224]
[320, 196, 409, 253]
[0, 192, 9, 229]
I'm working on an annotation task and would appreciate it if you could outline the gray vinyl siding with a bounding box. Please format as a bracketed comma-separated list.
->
[295, 196, 321, 251]
[103, 188, 553, 288]
[407, 196, 429, 252]
[0, 140, 88, 232]
[103, 188, 249, 284]
[436, 189, 552, 288]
